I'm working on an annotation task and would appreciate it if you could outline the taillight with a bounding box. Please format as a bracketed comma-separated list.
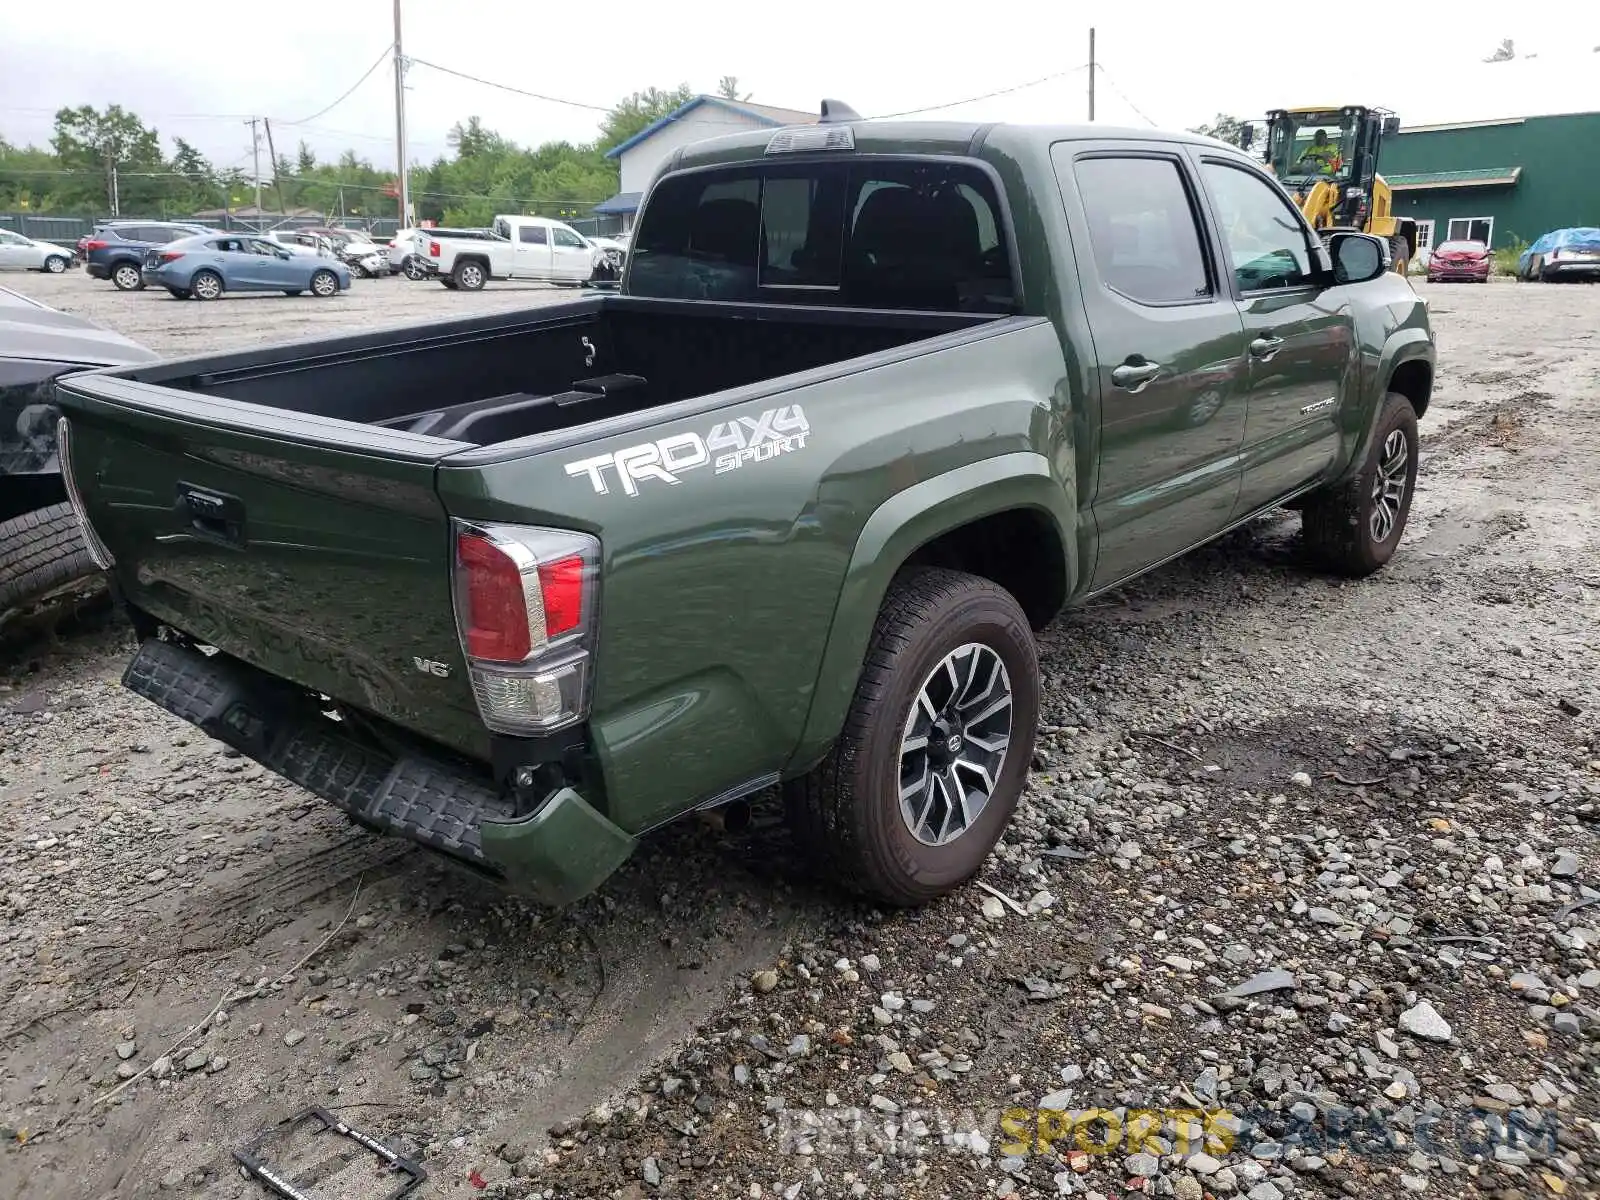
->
[159, 251, 185, 263]
[429, 240, 440, 257]
[84, 239, 108, 251]
[452, 523, 600, 734]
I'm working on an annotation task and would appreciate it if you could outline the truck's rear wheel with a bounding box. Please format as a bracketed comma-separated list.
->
[0, 503, 98, 626]
[783, 568, 1038, 906]
[1301, 391, 1419, 576]
[452, 259, 486, 291]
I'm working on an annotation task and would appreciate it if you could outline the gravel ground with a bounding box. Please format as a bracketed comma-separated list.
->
[2, 276, 1598, 1200]
[9, 268, 579, 356]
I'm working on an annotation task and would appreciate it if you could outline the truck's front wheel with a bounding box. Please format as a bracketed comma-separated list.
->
[784, 568, 1038, 906]
[1301, 391, 1419, 576]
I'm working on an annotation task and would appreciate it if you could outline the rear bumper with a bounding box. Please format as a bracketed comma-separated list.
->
[1543, 262, 1600, 280]
[84, 262, 112, 279]
[122, 638, 634, 905]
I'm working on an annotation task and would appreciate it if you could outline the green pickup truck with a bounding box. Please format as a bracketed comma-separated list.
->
[55, 113, 1434, 907]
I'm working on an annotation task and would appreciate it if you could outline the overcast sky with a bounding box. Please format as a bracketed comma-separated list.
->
[4, 0, 1597, 177]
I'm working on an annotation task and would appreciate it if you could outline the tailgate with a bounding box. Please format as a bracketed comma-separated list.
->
[54, 371, 490, 757]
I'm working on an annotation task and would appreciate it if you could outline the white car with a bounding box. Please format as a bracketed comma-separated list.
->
[323, 232, 389, 278]
[586, 234, 627, 275]
[261, 230, 337, 259]
[0, 228, 75, 274]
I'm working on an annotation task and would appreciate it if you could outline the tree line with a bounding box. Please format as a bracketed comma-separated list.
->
[0, 78, 750, 225]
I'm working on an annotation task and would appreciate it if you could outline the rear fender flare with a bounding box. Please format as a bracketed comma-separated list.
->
[787, 451, 1074, 772]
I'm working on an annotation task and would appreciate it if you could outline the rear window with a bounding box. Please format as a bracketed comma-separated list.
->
[628, 159, 1014, 312]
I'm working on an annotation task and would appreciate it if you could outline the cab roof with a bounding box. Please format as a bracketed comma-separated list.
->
[663, 119, 1224, 174]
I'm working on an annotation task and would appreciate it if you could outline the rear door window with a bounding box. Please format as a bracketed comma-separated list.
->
[629, 159, 1014, 312]
[1070, 156, 1212, 304]
[519, 225, 548, 245]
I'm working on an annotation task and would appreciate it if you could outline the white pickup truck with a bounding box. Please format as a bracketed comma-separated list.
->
[412, 215, 605, 290]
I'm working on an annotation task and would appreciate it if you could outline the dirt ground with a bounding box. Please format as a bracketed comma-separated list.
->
[1, 273, 1597, 1200]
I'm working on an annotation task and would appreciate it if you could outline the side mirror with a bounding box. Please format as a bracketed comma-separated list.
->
[1328, 232, 1388, 285]
[1382, 116, 1401, 137]
[1237, 125, 1254, 150]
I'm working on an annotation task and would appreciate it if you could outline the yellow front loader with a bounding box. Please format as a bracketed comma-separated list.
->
[1243, 106, 1417, 275]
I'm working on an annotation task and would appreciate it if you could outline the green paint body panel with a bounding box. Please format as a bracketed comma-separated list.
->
[480, 787, 636, 907]
[53, 120, 1434, 901]
[1382, 111, 1600, 249]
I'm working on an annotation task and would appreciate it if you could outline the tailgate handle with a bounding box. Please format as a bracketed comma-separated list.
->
[176, 483, 246, 548]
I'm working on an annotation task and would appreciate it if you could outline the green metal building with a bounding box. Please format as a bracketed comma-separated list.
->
[1381, 109, 1600, 259]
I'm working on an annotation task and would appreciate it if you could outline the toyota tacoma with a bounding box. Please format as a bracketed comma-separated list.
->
[53, 109, 1434, 906]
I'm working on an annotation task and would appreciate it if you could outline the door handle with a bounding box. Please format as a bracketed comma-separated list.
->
[1249, 335, 1285, 360]
[1111, 359, 1163, 392]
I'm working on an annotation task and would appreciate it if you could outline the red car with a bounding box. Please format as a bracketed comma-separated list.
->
[1427, 239, 1491, 283]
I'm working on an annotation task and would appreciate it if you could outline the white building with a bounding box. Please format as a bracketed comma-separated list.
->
[596, 96, 816, 230]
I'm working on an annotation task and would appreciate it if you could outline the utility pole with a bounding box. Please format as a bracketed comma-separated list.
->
[392, 0, 410, 225]
[1088, 28, 1096, 122]
[104, 148, 120, 216]
[245, 117, 263, 218]
[263, 117, 287, 214]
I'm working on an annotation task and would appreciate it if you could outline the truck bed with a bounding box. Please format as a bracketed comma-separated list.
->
[52, 293, 1032, 781]
[90, 295, 992, 448]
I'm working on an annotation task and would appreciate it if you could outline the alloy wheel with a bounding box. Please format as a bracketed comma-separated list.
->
[193, 273, 221, 300]
[1370, 429, 1409, 543]
[898, 642, 1014, 847]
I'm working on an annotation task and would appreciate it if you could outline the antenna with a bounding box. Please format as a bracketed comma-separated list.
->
[819, 99, 863, 123]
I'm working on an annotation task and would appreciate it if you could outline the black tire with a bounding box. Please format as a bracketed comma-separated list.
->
[43, 255, 68, 274]
[440, 279, 459, 290]
[0, 504, 97, 621]
[191, 269, 223, 301]
[310, 269, 339, 298]
[111, 261, 142, 291]
[782, 568, 1039, 906]
[1302, 391, 1419, 577]
[452, 259, 487, 291]
[1388, 234, 1410, 277]
[166, 287, 191, 300]
[403, 256, 428, 281]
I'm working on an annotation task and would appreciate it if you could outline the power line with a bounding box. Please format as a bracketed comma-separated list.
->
[868, 65, 1090, 120]
[407, 57, 613, 113]
[1092, 64, 1158, 127]
[282, 45, 395, 126]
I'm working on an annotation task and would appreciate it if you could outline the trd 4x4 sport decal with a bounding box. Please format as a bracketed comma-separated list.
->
[563, 405, 810, 497]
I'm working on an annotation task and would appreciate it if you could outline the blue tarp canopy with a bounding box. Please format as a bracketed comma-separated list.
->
[593, 192, 642, 216]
